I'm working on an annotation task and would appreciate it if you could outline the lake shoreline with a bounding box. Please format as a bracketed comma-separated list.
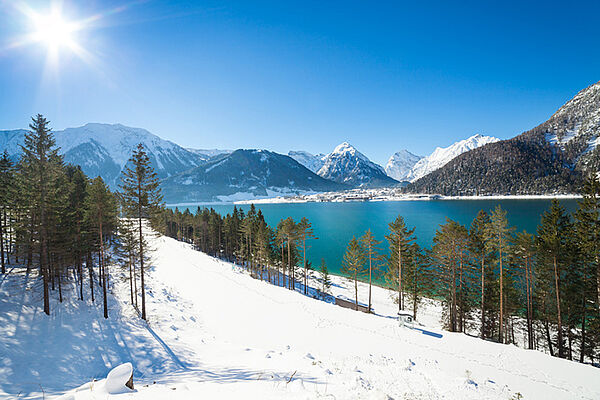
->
[166, 193, 581, 207]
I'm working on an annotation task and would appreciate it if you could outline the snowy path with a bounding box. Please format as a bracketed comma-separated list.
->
[2, 232, 600, 399]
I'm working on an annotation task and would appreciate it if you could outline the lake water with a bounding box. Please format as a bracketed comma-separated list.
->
[170, 199, 579, 277]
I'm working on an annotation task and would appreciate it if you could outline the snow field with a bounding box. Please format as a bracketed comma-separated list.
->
[2, 229, 600, 399]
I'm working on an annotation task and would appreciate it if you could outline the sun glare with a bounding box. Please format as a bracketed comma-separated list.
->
[32, 11, 76, 49]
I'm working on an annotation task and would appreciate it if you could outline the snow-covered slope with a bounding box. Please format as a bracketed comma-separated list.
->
[0, 129, 29, 159]
[540, 81, 600, 172]
[3, 229, 599, 399]
[317, 142, 398, 188]
[287, 150, 326, 173]
[384, 149, 422, 181]
[406, 134, 500, 182]
[186, 148, 232, 161]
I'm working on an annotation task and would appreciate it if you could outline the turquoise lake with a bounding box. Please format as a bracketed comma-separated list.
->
[170, 199, 579, 277]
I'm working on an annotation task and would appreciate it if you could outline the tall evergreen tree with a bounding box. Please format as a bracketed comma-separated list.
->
[86, 177, 118, 318]
[484, 205, 514, 343]
[19, 115, 63, 315]
[319, 258, 332, 296]
[342, 236, 365, 311]
[537, 199, 572, 358]
[573, 177, 600, 362]
[0, 151, 15, 274]
[469, 210, 492, 338]
[431, 219, 470, 332]
[361, 229, 381, 313]
[386, 215, 416, 311]
[119, 143, 163, 320]
[513, 231, 536, 349]
[297, 217, 317, 295]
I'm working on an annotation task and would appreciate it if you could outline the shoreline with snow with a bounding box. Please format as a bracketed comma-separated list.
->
[166, 191, 582, 207]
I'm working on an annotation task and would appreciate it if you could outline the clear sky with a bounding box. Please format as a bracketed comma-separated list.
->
[1, 0, 599, 165]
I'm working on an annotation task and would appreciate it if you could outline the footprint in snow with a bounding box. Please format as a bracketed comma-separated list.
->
[466, 379, 478, 387]
[190, 316, 196, 322]
[305, 353, 315, 360]
[170, 325, 178, 331]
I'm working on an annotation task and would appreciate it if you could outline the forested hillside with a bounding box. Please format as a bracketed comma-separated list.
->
[407, 81, 600, 195]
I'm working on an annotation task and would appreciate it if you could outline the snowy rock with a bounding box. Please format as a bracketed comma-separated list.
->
[288, 150, 326, 173]
[317, 142, 399, 188]
[105, 363, 134, 394]
[406, 134, 499, 182]
[384, 149, 422, 181]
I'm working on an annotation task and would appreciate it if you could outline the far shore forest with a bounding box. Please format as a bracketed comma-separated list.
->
[1, 115, 600, 366]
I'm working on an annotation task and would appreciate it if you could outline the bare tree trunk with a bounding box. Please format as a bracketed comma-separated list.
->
[499, 238, 504, 343]
[58, 264, 63, 303]
[580, 292, 587, 363]
[100, 215, 108, 319]
[553, 256, 564, 357]
[398, 244, 403, 311]
[303, 237, 307, 295]
[88, 252, 94, 302]
[544, 318, 554, 357]
[481, 256, 485, 339]
[368, 247, 372, 313]
[354, 276, 358, 311]
[139, 214, 146, 320]
[1, 208, 5, 274]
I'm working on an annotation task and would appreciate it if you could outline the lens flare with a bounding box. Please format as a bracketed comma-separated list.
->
[32, 11, 77, 50]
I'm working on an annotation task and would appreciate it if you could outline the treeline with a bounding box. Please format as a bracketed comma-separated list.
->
[342, 183, 600, 363]
[0, 115, 163, 320]
[161, 180, 600, 364]
[158, 205, 332, 296]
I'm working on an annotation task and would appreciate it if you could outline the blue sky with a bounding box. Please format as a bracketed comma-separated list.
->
[1, 0, 599, 165]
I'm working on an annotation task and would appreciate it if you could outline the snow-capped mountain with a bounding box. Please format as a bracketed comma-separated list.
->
[405, 134, 500, 182]
[541, 81, 600, 172]
[162, 149, 347, 203]
[384, 150, 422, 181]
[288, 150, 326, 173]
[186, 148, 232, 161]
[0, 123, 204, 189]
[407, 80, 600, 195]
[317, 142, 398, 188]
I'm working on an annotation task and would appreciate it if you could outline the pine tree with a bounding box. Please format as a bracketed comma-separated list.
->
[319, 258, 332, 296]
[279, 217, 298, 290]
[119, 143, 163, 320]
[341, 236, 365, 311]
[0, 151, 15, 274]
[297, 217, 317, 295]
[469, 210, 491, 338]
[513, 231, 536, 349]
[573, 177, 600, 362]
[485, 205, 514, 343]
[64, 165, 89, 301]
[537, 199, 571, 357]
[386, 215, 416, 312]
[86, 177, 117, 318]
[431, 219, 470, 332]
[116, 216, 140, 308]
[361, 229, 381, 313]
[19, 114, 63, 315]
[405, 243, 429, 320]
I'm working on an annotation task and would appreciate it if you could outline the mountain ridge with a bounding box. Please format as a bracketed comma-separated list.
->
[406, 81, 600, 195]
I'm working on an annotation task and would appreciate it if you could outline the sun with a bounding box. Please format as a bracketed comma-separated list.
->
[32, 11, 76, 50]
